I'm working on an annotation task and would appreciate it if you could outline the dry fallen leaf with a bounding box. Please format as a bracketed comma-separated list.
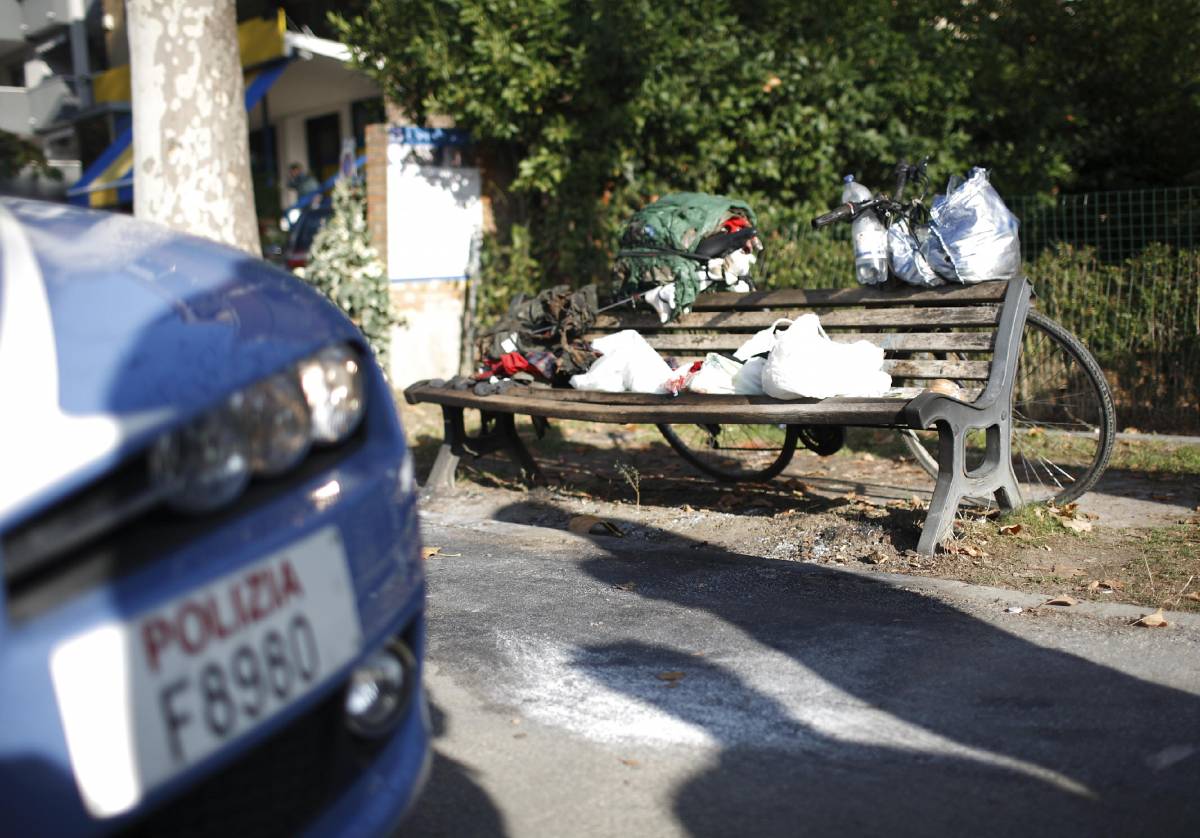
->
[656, 671, 686, 682]
[1051, 564, 1085, 577]
[1043, 595, 1078, 607]
[1101, 578, 1125, 591]
[422, 546, 442, 560]
[1061, 518, 1093, 533]
[1132, 609, 1169, 628]
[619, 758, 641, 768]
[1185, 591, 1200, 603]
[999, 523, 1023, 536]
[568, 515, 624, 537]
[615, 581, 638, 592]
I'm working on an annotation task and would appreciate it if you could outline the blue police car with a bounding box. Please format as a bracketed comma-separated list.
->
[0, 198, 429, 835]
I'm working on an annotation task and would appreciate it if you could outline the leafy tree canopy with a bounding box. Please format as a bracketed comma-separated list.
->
[333, 0, 1198, 293]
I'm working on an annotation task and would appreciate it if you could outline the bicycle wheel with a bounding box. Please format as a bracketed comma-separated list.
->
[657, 423, 800, 482]
[901, 310, 1116, 505]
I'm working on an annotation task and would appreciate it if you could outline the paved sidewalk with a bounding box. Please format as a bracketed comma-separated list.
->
[404, 507, 1200, 837]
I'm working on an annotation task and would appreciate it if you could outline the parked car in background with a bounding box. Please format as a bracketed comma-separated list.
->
[0, 198, 429, 836]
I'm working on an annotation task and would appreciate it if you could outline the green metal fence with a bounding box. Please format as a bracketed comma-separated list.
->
[1009, 188, 1200, 434]
[1008, 188, 1199, 264]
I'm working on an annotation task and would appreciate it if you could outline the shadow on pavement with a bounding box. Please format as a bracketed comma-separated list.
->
[400, 700, 507, 837]
[491, 500, 1200, 836]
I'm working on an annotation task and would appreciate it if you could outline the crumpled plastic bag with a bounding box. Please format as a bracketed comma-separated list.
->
[570, 330, 672, 393]
[688, 353, 743, 395]
[761, 314, 891, 399]
[733, 318, 793, 361]
[929, 167, 1022, 284]
[732, 356, 767, 395]
[887, 219, 945, 288]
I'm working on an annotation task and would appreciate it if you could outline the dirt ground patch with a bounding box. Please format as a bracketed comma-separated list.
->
[399, 402, 1200, 615]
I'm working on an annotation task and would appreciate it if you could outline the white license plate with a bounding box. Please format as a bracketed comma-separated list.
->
[51, 526, 362, 819]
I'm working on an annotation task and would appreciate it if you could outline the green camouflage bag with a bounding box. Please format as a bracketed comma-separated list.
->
[613, 192, 757, 316]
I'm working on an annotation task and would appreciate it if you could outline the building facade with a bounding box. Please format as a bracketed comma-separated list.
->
[1, 1, 382, 218]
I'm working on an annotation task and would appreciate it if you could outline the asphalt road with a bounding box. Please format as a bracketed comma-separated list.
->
[402, 502, 1200, 837]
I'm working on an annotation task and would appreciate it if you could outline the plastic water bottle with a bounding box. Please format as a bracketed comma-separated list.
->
[842, 175, 888, 285]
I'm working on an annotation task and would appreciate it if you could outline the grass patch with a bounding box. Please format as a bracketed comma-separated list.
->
[1109, 438, 1200, 475]
[1118, 525, 1200, 612]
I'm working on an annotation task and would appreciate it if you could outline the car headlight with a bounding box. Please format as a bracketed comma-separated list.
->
[233, 371, 312, 477]
[299, 344, 366, 444]
[150, 343, 366, 514]
[149, 405, 251, 514]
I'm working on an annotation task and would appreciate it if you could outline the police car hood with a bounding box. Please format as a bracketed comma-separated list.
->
[0, 199, 360, 526]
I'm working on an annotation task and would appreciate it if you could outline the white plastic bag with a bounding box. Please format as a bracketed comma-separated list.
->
[570, 330, 672, 394]
[929, 167, 1022, 284]
[687, 353, 743, 395]
[732, 356, 767, 395]
[761, 314, 891, 399]
[734, 318, 792, 361]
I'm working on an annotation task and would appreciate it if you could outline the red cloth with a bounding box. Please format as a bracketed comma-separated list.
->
[499, 352, 531, 376]
[722, 216, 751, 233]
[476, 351, 535, 380]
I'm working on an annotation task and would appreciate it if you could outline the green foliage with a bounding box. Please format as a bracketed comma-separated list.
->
[0, 130, 62, 181]
[332, 0, 977, 306]
[1024, 242, 1200, 432]
[943, 0, 1200, 193]
[303, 179, 397, 370]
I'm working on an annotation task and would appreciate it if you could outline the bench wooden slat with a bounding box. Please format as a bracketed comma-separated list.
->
[593, 305, 1000, 332]
[690, 281, 1008, 311]
[600, 331, 995, 353]
[664, 356, 990, 383]
[405, 386, 914, 425]
[883, 359, 991, 380]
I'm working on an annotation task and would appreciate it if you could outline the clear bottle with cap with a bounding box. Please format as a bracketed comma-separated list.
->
[842, 174, 888, 285]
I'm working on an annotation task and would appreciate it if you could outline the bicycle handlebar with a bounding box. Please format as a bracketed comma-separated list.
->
[811, 197, 881, 229]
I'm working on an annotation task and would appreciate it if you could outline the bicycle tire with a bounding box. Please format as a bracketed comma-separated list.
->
[657, 423, 801, 483]
[900, 310, 1116, 505]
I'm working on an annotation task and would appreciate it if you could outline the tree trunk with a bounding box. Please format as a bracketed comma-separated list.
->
[126, 0, 260, 255]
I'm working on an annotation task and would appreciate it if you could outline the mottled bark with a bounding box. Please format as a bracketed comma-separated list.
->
[127, 0, 260, 255]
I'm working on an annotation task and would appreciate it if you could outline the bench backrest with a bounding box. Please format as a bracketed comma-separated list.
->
[587, 281, 1013, 394]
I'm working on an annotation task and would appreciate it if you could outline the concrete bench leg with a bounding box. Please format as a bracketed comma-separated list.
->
[424, 444, 461, 495]
[420, 406, 545, 497]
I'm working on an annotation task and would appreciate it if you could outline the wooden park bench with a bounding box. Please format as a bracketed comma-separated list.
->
[404, 277, 1033, 554]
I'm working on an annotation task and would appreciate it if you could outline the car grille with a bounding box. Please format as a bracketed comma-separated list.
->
[123, 675, 387, 838]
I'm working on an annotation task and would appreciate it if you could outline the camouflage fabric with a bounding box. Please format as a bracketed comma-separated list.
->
[613, 192, 757, 315]
[476, 284, 600, 383]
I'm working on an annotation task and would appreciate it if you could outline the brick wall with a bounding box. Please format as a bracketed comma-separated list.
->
[365, 123, 389, 269]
